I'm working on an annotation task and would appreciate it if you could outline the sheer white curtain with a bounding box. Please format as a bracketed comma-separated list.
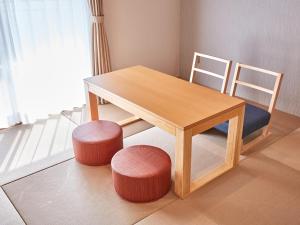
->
[0, 0, 91, 128]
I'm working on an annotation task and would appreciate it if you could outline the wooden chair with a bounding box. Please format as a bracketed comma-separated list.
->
[190, 52, 232, 93]
[215, 63, 283, 153]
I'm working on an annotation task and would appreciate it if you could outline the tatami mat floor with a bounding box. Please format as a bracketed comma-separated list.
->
[1, 104, 300, 225]
[137, 128, 300, 225]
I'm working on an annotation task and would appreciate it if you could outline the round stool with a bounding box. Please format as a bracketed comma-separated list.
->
[111, 145, 171, 202]
[72, 120, 123, 166]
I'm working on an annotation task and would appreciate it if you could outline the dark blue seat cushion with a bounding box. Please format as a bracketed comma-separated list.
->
[214, 103, 271, 138]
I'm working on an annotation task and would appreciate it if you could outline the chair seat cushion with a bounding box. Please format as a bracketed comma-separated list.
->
[214, 103, 271, 138]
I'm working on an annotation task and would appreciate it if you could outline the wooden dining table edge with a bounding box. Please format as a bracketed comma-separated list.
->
[84, 79, 245, 131]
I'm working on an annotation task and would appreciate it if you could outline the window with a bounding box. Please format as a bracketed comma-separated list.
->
[0, 0, 91, 127]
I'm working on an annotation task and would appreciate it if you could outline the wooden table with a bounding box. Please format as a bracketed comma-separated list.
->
[84, 66, 245, 199]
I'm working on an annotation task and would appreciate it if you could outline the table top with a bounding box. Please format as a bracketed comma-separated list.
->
[84, 66, 244, 130]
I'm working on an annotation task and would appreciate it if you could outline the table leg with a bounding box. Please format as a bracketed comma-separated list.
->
[226, 105, 245, 167]
[174, 128, 192, 199]
[84, 82, 99, 121]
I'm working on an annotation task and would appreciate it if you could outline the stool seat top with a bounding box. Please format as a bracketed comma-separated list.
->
[111, 145, 171, 178]
[72, 120, 122, 143]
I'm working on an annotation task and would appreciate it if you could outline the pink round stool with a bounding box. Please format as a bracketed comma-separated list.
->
[72, 120, 123, 166]
[111, 145, 171, 202]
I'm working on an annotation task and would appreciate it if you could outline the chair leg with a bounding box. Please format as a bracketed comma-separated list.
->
[241, 128, 271, 153]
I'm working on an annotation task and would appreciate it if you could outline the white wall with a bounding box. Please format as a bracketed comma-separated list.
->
[103, 0, 300, 116]
[104, 0, 180, 76]
[180, 0, 300, 116]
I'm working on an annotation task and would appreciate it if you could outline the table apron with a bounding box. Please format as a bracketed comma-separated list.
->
[87, 82, 176, 135]
[191, 106, 243, 136]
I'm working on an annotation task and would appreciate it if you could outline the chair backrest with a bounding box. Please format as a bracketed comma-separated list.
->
[190, 52, 232, 93]
[230, 63, 283, 114]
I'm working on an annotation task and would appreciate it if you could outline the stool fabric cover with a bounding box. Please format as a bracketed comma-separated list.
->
[72, 120, 123, 166]
[111, 145, 171, 202]
[215, 103, 271, 138]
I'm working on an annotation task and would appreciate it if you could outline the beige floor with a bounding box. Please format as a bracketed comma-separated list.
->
[137, 128, 300, 225]
[0, 104, 153, 225]
[1, 105, 300, 225]
[0, 114, 76, 185]
[0, 104, 152, 186]
[1, 120, 231, 225]
[0, 188, 25, 225]
[3, 158, 176, 225]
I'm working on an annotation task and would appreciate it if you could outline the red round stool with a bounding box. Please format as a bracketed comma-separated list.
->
[111, 145, 171, 202]
[72, 120, 123, 166]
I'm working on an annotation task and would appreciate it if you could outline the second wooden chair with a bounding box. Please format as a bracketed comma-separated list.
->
[215, 63, 283, 152]
[189, 52, 232, 93]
